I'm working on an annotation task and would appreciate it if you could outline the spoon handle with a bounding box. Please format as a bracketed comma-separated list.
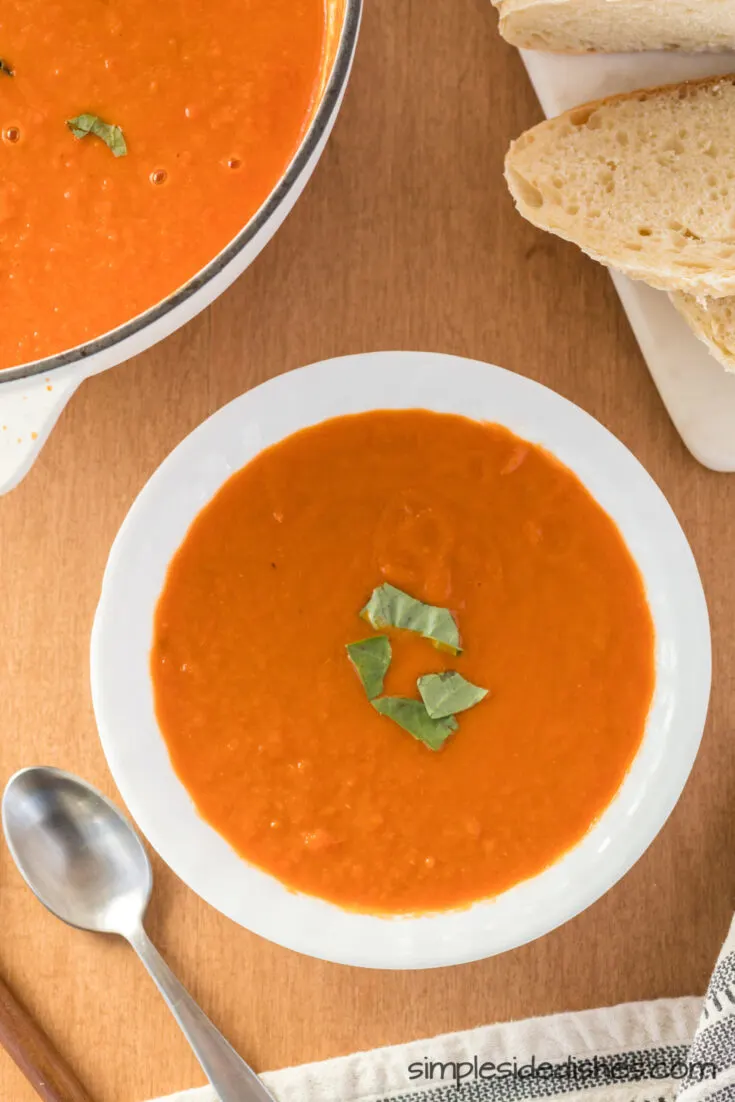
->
[0, 973, 94, 1102]
[128, 927, 276, 1102]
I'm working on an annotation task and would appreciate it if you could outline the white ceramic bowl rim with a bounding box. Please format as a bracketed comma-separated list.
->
[0, 0, 362, 385]
[90, 352, 711, 969]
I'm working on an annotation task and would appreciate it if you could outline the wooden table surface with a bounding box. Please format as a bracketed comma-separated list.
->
[1, 2, 733, 1099]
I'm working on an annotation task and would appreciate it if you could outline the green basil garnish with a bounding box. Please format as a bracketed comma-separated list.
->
[346, 636, 391, 700]
[361, 583, 461, 654]
[417, 671, 488, 719]
[372, 697, 458, 752]
[67, 114, 127, 157]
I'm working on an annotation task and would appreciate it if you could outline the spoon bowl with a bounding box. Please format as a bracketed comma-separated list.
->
[2, 766, 276, 1102]
[3, 767, 152, 935]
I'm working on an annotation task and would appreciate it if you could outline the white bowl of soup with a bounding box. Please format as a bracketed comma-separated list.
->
[90, 351, 711, 968]
[0, 0, 361, 493]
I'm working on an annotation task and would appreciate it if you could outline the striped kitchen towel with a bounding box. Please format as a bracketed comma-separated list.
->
[677, 914, 735, 1102]
[147, 917, 735, 1102]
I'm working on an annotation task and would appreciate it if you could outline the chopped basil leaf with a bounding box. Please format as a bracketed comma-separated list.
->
[417, 670, 488, 719]
[0, 60, 14, 77]
[372, 697, 458, 751]
[67, 114, 127, 158]
[361, 583, 461, 654]
[346, 635, 391, 700]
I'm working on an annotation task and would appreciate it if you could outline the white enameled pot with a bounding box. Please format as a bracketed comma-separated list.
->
[0, 0, 361, 494]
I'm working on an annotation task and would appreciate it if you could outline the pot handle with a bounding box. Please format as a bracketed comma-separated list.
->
[0, 369, 83, 495]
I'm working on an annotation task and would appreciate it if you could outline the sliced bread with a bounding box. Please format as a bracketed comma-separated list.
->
[493, 0, 735, 53]
[670, 291, 735, 372]
[505, 76, 735, 298]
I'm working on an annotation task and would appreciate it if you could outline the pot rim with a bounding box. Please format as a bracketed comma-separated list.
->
[1, 0, 362, 385]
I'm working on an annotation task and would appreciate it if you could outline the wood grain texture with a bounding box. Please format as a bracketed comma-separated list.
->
[0, 975, 93, 1102]
[0, 1, 732, 1100]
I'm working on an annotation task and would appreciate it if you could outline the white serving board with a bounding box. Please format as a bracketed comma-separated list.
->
[520, 50, 735, 471]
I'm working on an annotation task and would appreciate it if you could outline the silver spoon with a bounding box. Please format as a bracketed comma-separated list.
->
[2, 766, 276, 1102]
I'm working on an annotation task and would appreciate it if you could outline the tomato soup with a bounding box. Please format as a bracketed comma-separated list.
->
[151, 411, 655, 914]
[0, 0, 326, 368]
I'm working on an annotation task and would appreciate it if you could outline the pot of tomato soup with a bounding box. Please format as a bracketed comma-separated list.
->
[0, 0, 361, 492]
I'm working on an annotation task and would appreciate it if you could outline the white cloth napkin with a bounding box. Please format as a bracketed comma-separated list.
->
[146, 917, 735, 1102]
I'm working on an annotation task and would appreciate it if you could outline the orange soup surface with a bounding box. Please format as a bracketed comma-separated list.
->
[0, 0, 326, 368]
[151, 410, 655, 914]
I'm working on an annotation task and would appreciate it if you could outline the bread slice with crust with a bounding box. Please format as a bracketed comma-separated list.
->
[493, 0, 735, 54]
[671, 291, 735, 371]
[505, 75, 735, 298]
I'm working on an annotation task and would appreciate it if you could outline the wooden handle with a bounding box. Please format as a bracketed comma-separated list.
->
[0, 973, 93, 1102]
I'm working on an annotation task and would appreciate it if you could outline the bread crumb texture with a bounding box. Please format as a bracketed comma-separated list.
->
[671, 291, 735, 371]
[493, 0, 735, 53]
[505, 76, 735, 296]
